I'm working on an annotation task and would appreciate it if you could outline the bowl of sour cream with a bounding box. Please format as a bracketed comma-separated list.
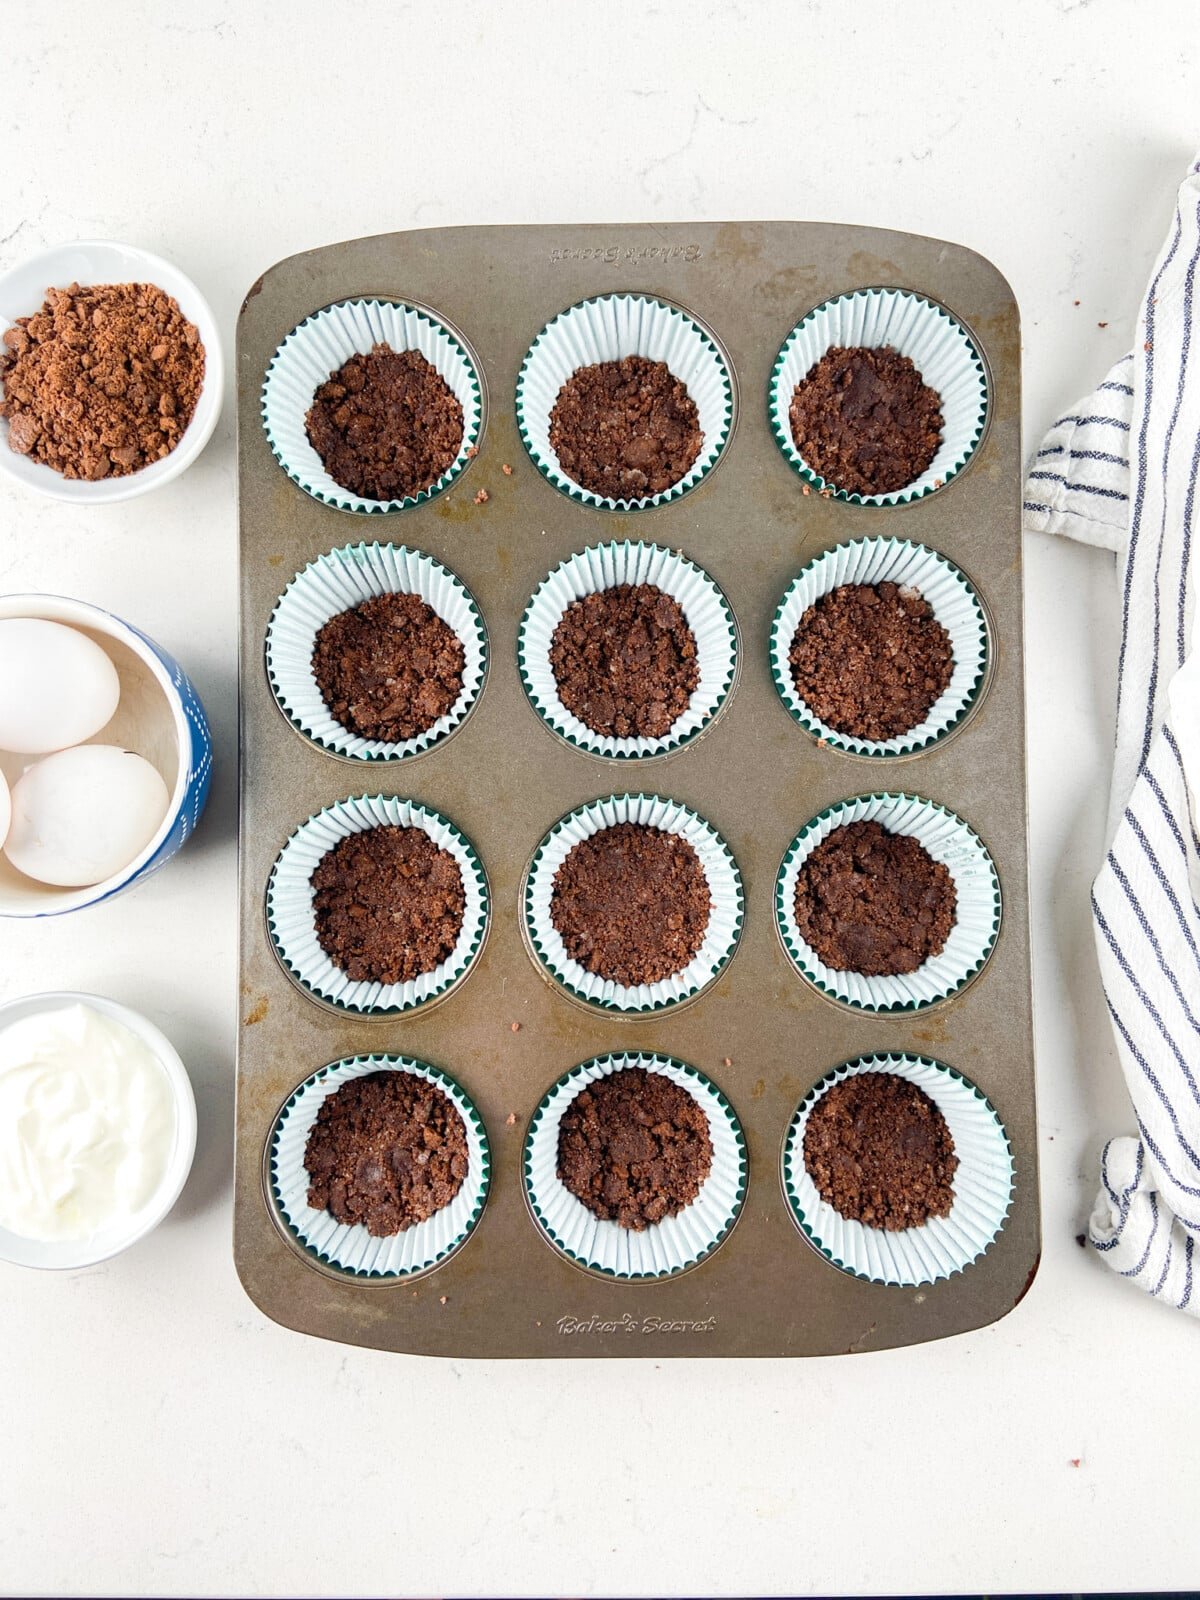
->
[0, 991, 196, 1269]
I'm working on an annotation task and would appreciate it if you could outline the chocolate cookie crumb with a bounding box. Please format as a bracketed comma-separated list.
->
[789, 581, 954, 741]
[550, 583, 699, 740]
[311, 825, 465, 985]
[789, 345, 943, 497]
[312, 593, 465, 743]
[305, 343, 463, 502]
[803, 1072, 957, 1229]
[0, 281, 204, 480]
[549, 355, 703, 501]
[794, 820, 956, 977]
[551, 823, 711, 988]
[557, 1067, 713, 1230]
[303, 1070, 468, 1236]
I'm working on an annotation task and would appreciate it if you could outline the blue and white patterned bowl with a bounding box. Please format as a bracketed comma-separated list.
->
[0, 595, 213, 916]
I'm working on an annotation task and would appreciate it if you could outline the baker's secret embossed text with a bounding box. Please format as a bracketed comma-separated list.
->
[548, 243, 703, 266]
[555, 1312, 717, 1335]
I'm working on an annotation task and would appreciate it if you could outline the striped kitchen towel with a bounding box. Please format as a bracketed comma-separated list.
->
[1023, 151, 1200, 1314]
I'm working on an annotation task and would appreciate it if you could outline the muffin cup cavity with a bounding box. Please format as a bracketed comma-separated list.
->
[260, 298, 484, 513]
[769, 288, 989, 506]
[523, 1053, 746, 1280]
[770, 538, 990, 758]
[268, 1054, 489, 1280]
[518, 541, 738, 760]
[266, 794, 489, 1017]
[521, 793, 744, 1015]
[265, 542, 487, 762]
[775, 792, 1001, 1014]
[782, 1053, 1013, 1285]
[515, 293, 735, 510]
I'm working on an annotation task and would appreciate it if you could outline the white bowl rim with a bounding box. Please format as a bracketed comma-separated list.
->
[0, 593, 194, 916]
[0, 990, 198, 1270]
[0, 238, 223, 503]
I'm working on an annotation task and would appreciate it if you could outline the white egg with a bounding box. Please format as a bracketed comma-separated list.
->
[0, 619, 121, 754]
[0, 769, 9, 851]
[4, 745, 170, 887]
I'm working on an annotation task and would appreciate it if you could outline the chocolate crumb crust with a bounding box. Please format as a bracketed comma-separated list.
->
[550, 582, 699, 740]
[556, 1067, 713, 1230]
[311, 824, 465, 986]
[312, 593, 465, 743]
[304, 1070, 469, 1237]
[305, 343, 464, 502]
[549, 355, 703, 500]
[550, 822, 712, 988]
[788, 345, 943, 497]
[802, 1071, 958, 1230]
[793, 819, 956, 977]
[789, 581, 954, 742]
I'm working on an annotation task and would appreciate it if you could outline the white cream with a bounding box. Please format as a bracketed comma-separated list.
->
[0, 1002, 176, 1242]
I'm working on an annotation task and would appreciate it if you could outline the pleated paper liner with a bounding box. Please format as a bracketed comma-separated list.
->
[782, 1053, 1013, 1286]
[519, 541, 739, 760]
[261, 297, 484, 513]
[774, 792, 1001, 1014]
[266, 794, 490, 1017]
[268, 1054, 490, 1281]
[515, 292, 735, 510]
[770, 538, 990, 759]
[265, 542, 488, 762]
[521, 793, 744, 1015]
[523, 1053, 747, 1280]
[769, 287, 989, 506]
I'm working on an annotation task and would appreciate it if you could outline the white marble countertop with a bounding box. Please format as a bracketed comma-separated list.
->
[2, 2, 1198, 1594]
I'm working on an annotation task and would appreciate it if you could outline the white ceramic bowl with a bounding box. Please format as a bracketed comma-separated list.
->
[0, 240, 223, 503]
[0, 991, 197, 1270]
[0, 594, 214, 917]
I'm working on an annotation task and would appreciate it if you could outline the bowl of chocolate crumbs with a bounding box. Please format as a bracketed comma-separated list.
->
[782, 1053, 1013, 1285]
[519, 540, 739, 760]
[261, 298, 484, 514]
[523, 1052, 747, 1280]
[775, 791, 1001, 1014]
[516, 293, 735, 510]
[266, 793, 490, 1017]
[266, 542, 488, 761]
[0, 240, 221, 502]
[521, 792, 744, 1014]
[770, 537, 991, 758]
[769, 288, 989, 506]
[268, 1054, 490, 1279]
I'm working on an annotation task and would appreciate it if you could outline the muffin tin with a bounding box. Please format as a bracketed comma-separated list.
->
[235, 221, 1037, 1357]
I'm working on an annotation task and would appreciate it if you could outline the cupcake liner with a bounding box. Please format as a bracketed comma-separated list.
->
[782, 1053, 1013, 1285]
[518, 541, 738, 760]
[515, 293, 735, 510]
[523, 1053, 746, 1280]
[261, 298, 484, 513]
[265, 542, 488, 762]
[775, 792, 1001, 1013]
[769, 538, 990, 758]
[769, 288, 989, 506]
[269, 1055, 489, 1280]
[266, 794, 489, 1016]
[521, 793, 744, 1014]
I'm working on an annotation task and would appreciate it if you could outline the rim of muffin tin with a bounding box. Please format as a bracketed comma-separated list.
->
[768, 538, 994, 760]
[265, 794, 490, 1018]
[260, 296, 486, 514]
[514, 291, 738, 511]
[780, 1053, 1014, 1286]
[264, 541, 490, 764]
[767, 286, 991, 507]
[773, 792, 1002, 1015]
[517, 540, 741, 761]
[264, 1054, 490, 1283]
[522, 1053, 748, 1281]
[519, 793, 745, 1016]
